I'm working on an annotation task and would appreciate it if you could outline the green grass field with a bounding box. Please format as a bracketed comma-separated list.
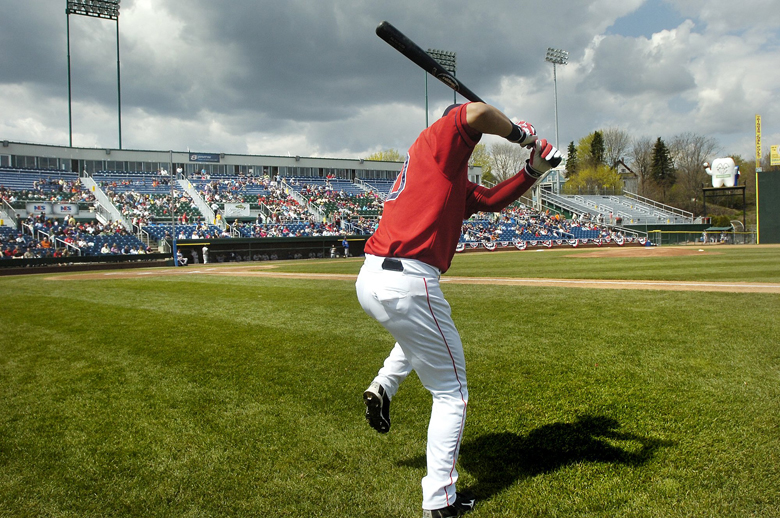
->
[1, 245, 779, 517]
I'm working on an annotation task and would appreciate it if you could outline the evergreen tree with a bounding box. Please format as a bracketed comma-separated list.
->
[651, 137, 676, 202]
[591, 130, 605, 167]
[566, 141, 578, 177]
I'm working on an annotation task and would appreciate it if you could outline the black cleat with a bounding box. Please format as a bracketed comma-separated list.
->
[363, 381, 390, 434]
[422, 492, 476, 518]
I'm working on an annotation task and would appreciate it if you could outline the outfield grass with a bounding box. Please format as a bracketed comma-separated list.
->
[272, 244, 780, 283]
[1, 246, 779, 517]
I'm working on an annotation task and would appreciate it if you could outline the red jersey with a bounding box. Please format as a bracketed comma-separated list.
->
[365, 103, 537, 273]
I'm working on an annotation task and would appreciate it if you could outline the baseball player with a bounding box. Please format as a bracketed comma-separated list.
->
[356, 101, 561, 518]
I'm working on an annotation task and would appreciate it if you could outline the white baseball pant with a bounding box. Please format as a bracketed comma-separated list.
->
[356, 254, 468, 510]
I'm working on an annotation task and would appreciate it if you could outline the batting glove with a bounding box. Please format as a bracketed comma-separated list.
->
[525, 139, 562, 178]
[506, 121, 537, 146]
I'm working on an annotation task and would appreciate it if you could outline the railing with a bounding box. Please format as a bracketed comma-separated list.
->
[93, 204, 115, 227]
[612, 225, 647, 239]
[517, 194, 534, 207]
[623, 191, 693, 222]
[138, 227, 152, 250]
[648, 230, 756, 246]
[257, 202, 273, 223]
[79, 176, 132, 231]
[21, 222, 34, 238]
[54, 236, 82, 256]
[354, 178, 374, 195]
[343, 222, 359, 235]
[541, 191, 599, 218]
[1, 199, 18, 228]
[176, 178, 223, 230]
[282, 180, 325, 222]
[36, 228, 50, 243]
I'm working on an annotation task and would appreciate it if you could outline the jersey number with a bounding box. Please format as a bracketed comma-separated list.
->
[386, 153, 410, 202]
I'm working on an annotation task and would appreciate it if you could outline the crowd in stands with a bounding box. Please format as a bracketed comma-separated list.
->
[231, 220, 343, 238]
[97, 176, 171, 191]
[345, 216, 378, 235]
[293, 179, 383, 220]
[1, 181, 96, 206]
[3, 170, 623, 261]
[201, 174, 272, 200]
[194, 175, 311, 223]
[1, 212, 150, 259]
[171, 221, 228, 240]
[105, 188, 197, 228]
[257, 189, 310, 222]
[461, 204, 612, 243]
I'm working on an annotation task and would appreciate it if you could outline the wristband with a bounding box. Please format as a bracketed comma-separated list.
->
[506, 123, 524, 143]
[524, 160, 544, 179]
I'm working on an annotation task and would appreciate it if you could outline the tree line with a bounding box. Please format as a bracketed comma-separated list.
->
[366, 127, 777, 220]
[559, 128, 776, 219]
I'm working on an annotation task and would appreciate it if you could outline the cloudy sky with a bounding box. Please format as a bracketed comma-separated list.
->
[1, 0, 778, 162]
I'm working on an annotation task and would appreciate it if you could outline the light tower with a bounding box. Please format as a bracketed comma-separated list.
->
[545, 47, 568, 150]
[66, 0, 122, 149]
[425, 49, 456, 127]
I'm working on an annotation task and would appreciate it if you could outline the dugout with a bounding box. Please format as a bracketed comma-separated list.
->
[0, 253, 170, 275]
[173, 235, 367, 264]
[757, 171, 780, 244]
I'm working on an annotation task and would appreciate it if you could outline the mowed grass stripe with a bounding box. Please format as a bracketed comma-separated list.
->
[268, 245, 780, 284]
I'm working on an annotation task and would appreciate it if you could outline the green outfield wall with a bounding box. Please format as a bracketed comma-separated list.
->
[757, 171, 780, 244]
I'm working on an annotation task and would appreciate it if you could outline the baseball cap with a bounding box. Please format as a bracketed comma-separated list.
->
[442, 103, 462, 116]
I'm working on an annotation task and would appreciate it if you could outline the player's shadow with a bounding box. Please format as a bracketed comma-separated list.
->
[398, 414, 673, 502]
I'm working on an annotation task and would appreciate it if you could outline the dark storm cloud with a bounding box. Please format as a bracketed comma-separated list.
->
[0, 0, 620, 141]
[123, 0, 604, 122]
[1, 0, 777, 158]
[0, 0, 66, 84]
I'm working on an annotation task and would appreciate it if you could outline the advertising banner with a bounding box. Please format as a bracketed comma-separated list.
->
[52, 203, 79, 216]
[26, 202, 52, 215]
[223, 203, 251, 218]
[189, 153, 221, 163]
[771, 145, 780, 166]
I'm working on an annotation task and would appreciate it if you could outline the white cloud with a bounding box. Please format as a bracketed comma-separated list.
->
[0, 0, 777, 162]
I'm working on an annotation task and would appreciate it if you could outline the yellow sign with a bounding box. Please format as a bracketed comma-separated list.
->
[772, 145, 780, 167]
[755, 115, 762, 171]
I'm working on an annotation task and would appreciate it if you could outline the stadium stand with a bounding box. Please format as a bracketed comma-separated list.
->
[359, 178, 396, 199]
[2, 163, 647, 262]
[541, 190, 694, 225]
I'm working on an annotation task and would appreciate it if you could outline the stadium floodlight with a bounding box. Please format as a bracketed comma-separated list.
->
[545, 47, 568, 150]
[66, 0, 120, 20]
[66, 0, 123, 149]
[425, 49, 457, 127]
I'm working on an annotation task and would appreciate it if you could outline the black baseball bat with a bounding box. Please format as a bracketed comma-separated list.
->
[376, 21, 484, 104]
